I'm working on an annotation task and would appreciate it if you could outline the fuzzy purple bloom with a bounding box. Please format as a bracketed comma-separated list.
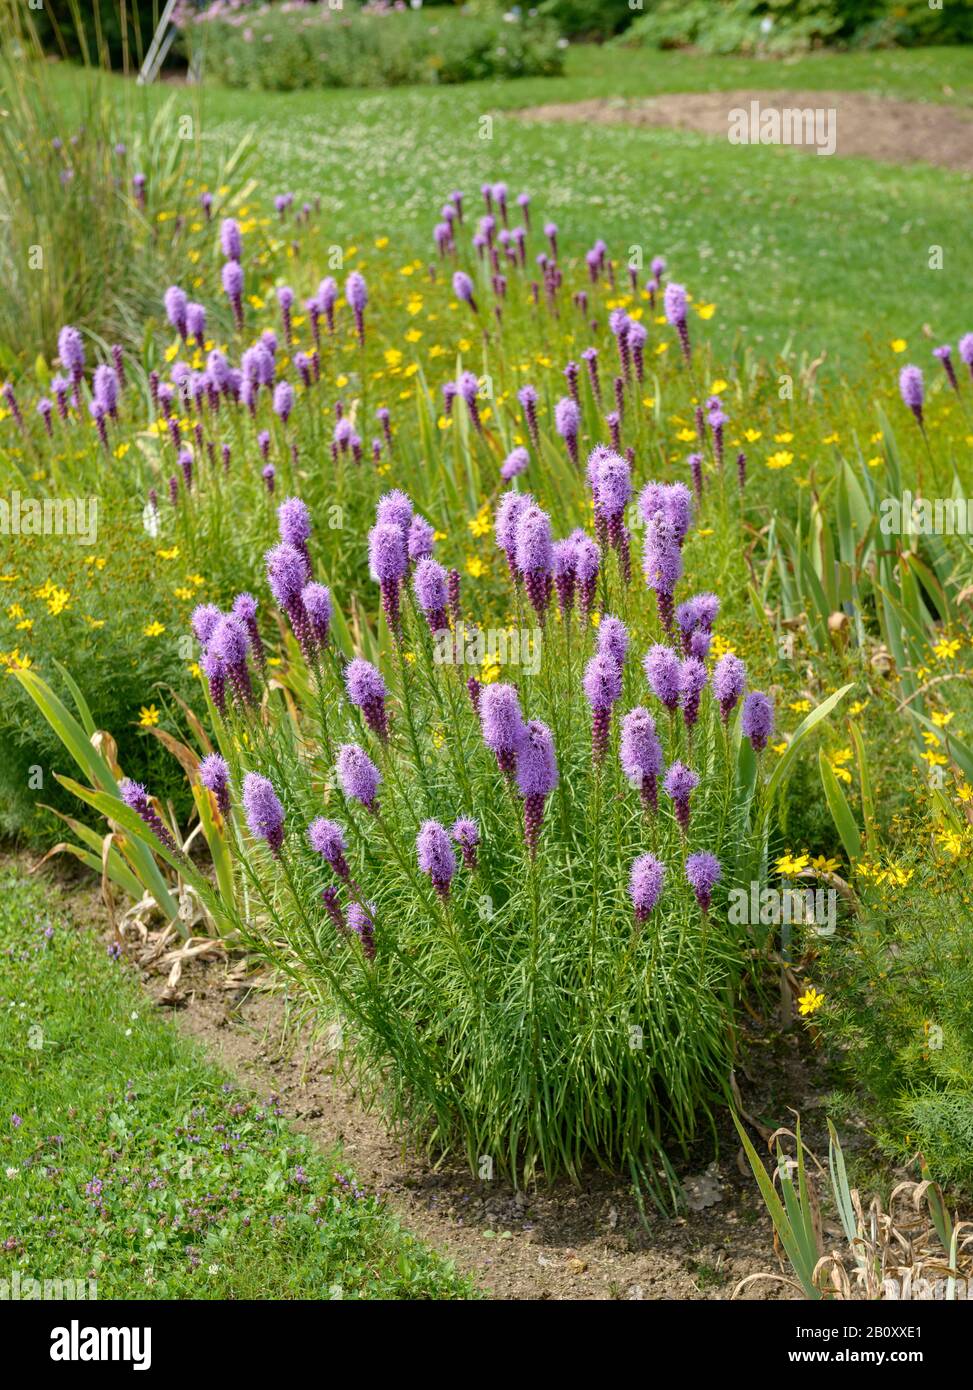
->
[119, 778, 178, 853]
[451, 817, 479, 870]
[663, 761, 699, 832]
[242, 773, 285, 856]
[644, 644, 681, 714]
[345, 657, 389, 741]
[620, 707, 663, 811]
[629, 853, 665, 923]
[712, 653, 746, 722]
[685, 852, 721, 913]
[417, 820, 457, 900]
[308, 818, 350, 879]
[516, 719, 558, 857]
[480, 682, 526, 775]
[899, 365, 924, 427]
[741, 690, 775, 753]
[198, 754, 231, 818]
[336, 744, 381, 812]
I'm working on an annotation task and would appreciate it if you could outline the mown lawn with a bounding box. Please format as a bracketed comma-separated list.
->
[0, 871, 474, 1299]
[59, 43, 968, 377]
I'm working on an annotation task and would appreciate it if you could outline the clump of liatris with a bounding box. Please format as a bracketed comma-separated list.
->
[451, 818, 479, 870]
[480, 682, 526, 776]
[741, 691, 775, 754]
[589, 447, 632, 554]
[208, 614, 254, 708]
[663, 761, 699, 833]
[516, 719, 558, 858]
[417, 820, 457, 900]
[242, 773, 286, 857]
[337, 743, 381, 813]
[344, 658, 389, 742]
[629, 854, 665, 924]
[620, 707, 663, 811]
[686, 852, 721, 913]
[119, 778, 178, 854]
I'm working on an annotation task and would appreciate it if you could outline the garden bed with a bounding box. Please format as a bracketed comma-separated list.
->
[518, 89, 973, 171]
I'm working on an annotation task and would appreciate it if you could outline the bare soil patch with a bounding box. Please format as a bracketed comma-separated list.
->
[518, 91, 973, 173]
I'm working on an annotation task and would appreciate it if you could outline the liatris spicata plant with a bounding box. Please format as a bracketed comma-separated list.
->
[678, 657, 708, 731]
[451, 818, 479, 870]
[620, 707, 663, 811]
[119, 779, 178, 854]
[629, 854, 665, 923]
[480, 681, 526, 776]
[514, 504, 554, 622]
[242, 775, 286, 857]
[741, 691, 775, 754]
[337, 744, 381, 813]
[345, 658, 389, 742]
[899, 365, 924, 430]
[518, 384, 539, 448]
[554, 396, 580, 466]
[517, 719, 557, 857]
[198, 754, 231, 819]
[345, 272, 368, 345]
[452, 270, 477, 314]
[369, 521, 408, 636]
[663, 761, 699, 832]
[664, 282, 691, 364]
[413, 557, 449, 634]
[933, 344, 959, 394]
[644, 643, 681, 715]
[417, 820, 457, 900]
[685, 852, 721, 913]
[584, 654, 622, 764]
[308, 818, 351, 881]
[712, 653, 746, 722]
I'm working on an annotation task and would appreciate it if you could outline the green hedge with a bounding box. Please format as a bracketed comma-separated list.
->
[185, 6, 564, 90]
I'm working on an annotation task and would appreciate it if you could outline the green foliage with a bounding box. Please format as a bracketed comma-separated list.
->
[188, 6, 564, 91]
[0, 871, 475, 1299]
[537, 0, 635, 41]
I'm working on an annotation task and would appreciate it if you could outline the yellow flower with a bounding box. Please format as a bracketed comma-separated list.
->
[143, 621, 166, 637]
[771, 741, 789, 756]
[744, 428, 762, 443]
[138, 704, 160, 728]
[404, 328, 422, 344]
[468, 504, 492, 539]
[798, 987, 825, 1017]
[46, 587, 71, 616]
[480, 656, 501, 685]
[890, 338, 907, 353]
[789, 699, 811, 713]
[849, 700, 869, 716]
[709, 379, 728, 394]
[776, 851, 810, 876]
[810, 855, 840, 874]
[937, 828, 965, 856]
[157, 546, 180, 561]
[933, 638, 960, 660]
[766, 450, 794, 470]
[695, 302, 716, 320]
[932, 710, 955, 727]
[822, 432, 840, 445]
[173, 587, 194, 601]
[773, 431, 794, 444]
[465, 556, 486, 579]
[6, 603, 24, 620]
[675, 428, 696, 443]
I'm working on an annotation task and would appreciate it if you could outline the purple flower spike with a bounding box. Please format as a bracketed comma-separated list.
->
[119, 778, 178, 854]
[417, 820, 457, 900]
[451, 818, 479, 870]
[663, 761, 699, 833]
[644, 644, 681, 714]
[959, 333, 973, 378]
[501, 446, 529, 482]
[308, 818, 350, 880]
[242, 773, 285, 857]
[741, 690, 775, 754]
[209, 615, 253, 707]
[686, 852, 721, 913]
[336, 744, 381, 813]
[495, 490, 532, 578]
[413, 556, 449, 633]
[368, 522, 408, 635]
[554, 396, 581, 466]
[164, 285, 188, 339]
[58, 325, 85, 385]
[199, 754, 231, 819]
[516, 719, 558, 858]
[629, 853, 665, 923]
[480, 682, 526, 776]
[453, 270, 477, 313]
[302, 582, 332, 649]
[408, 513, 435, 562]
[277, 496, 313, 577]
[191, 602, 222, 648]
[899, 365, 924, 428]
[664, 282, 691, 363]
[573, 531, 600, 617]
[584, 654, 623, 763]
[620, 707, 662, 812]
[345, 657, 389, 742]
[345, 271, 367, 345]
[347, 902, 376, 960]
[678, 656, 708, 730]
[933, 345, 958, 394]
[597, 616, 629, 668]
[713, 653, 746, 722]
[514, 505, 554, 622]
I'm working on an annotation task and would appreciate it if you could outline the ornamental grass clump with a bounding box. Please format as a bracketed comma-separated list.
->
[145, 477, 812, 1206]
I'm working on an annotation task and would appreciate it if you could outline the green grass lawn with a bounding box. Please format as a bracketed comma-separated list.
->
[0, 870, 474, 1299]
[73, 43, 970, 377]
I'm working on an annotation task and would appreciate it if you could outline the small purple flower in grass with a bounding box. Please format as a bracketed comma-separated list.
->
[629, 854, 665, 923]
[369, 522, 408, 635]
[663, 761, 699, 833]
[517, 384, 539, 448]
[554, 396, 580, 466]
[337, 744, 381, 813]
[277, 496, 312, 576]
[199, 754, 231, 819]
[552, 538, 577, 616]
[453, 270, 477, 313]
[678, 657, 708, 730]
[501, 446, 529, 481]
[266, 541, 307, 616]
[164, 286, 188, 339]
[899, 365, 924, 429]
[514, 505, 553, 621]
[119, 778, 178, 854]
[480, 682, 526, 776]
[688, 452, 703, 501]
[37, 397, 53, 435]
[686, 852, 721, 914]
[737, 450, 747, 490]
[592, 449, 631, 548]
[345, 658, 389, 742]
[573, 531, 600, 617]
[273, 380, 293, 424]
[584, 654, 622, 764]
[741, 691, 775, 754]
[664, 281, 691, 363]
[345, 272, 367, 345]
[417, 820, 456, 900]
[713, 653, 746, 722]
[308, 818, 350, 880]
[642, 513, 682, 630]
[414, 557, 449, 633]
[933, 345, 959, 394]
[458, 370, 483, 433]
[347, 902, 376, 960]
[516, 719, 558, 858]
[451, 818, 479, 870]
[262, 465, 276, 493]
[186, 302, 206, 346]
[220, 218, 242, 260]
[58, 325, 85, 385]
[620, 707, 663, 811]
[644, 643, 681, 714]
[93, 364, 119, 418]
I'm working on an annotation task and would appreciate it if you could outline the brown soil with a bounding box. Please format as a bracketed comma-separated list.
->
[518, 91, 973, 173]
[25, 855, 854, 1301]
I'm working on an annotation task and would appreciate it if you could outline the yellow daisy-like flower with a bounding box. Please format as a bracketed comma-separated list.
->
[931, 710, 955, 728]
[798, 987, 825, 1017]
[773, 431, 794, 444]
[143, 621, 166, 637]
[157, 546, 180, 561]
[466, 556, 486, 580]
[933, 638, 961, 660]
[709, 379, 728, 394]
[695, 302, 716, 320]
[810, 855, 840, 874]
[744, 428, 762, 443]
[890, 338, 907, 353]
[468, 504, 492, 539]
[138, 704, 160, 728]
[789, 699, 811, 714]
[675, 428, 696, 443]
[776, 851, 810, 876]
[766, 450, 794, 470]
